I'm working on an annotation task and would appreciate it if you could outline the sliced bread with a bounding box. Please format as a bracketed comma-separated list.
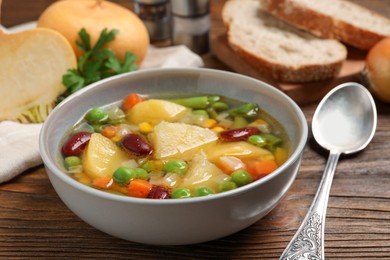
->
[222, 0, 347, 83]
[262, 0, 390, 50]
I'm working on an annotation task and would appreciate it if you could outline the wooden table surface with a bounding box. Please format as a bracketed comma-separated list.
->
[1, 0, 389, 259]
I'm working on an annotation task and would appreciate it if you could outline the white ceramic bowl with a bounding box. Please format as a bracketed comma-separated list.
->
[39, 68, 308, 245]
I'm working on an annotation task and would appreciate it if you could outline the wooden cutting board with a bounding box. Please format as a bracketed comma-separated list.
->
[211, 33, 368, 105]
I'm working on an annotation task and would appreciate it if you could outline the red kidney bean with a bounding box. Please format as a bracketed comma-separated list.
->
[121, 133, 153, 156]
[61, 131, 92, 156]
[219, 126, 259, 142]
[148, 186, 170, 199]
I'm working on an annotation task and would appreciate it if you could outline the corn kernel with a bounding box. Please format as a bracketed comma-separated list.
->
[212, 126, 225, 133]
[74, 173, 91, 185]
[153, 160, 165, 170]
[139, 122, 153, 133]
[253, 119, 269, 125]
[205, 118, 217, 128]
[111, 135, 122, 142]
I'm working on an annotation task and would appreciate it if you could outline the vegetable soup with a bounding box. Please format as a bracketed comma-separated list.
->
[59, 93, 290, 199]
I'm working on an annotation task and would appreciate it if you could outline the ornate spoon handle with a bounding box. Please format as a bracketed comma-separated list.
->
[280, 150, 340, 260]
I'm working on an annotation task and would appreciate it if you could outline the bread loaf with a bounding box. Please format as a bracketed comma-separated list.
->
[262, 0, 390, 50]
[222, 0, 347, 83]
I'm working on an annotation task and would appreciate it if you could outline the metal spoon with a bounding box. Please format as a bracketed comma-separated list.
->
[280, 82, 377, 260]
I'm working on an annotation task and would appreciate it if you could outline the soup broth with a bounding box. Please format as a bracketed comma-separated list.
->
[59, 93, 290, 199]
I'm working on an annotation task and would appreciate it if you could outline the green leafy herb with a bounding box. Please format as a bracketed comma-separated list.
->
[59, 28, 137, 102]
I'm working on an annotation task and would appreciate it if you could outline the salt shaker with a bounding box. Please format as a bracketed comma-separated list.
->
[171, 0, 210, 54]
[133, 0, 172, 47]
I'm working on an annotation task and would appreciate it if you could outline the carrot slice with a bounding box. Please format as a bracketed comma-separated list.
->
[101, 125, 119, 138]
[92, 177, 113, 189]
[216, 156, 245, 174]
[254, 161, 278, 177]
[123, 93, 144, 110]
[128, 179, 152, 198]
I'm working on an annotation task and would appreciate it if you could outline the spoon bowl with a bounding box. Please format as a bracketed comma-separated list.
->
[280, 82, 377, 260]
[312, 83, 377, 154]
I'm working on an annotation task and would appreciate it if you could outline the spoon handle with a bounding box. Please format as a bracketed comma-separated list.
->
[280, 150, 340, 260]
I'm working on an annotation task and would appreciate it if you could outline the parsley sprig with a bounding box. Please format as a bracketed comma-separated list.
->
[60, 28, 137, 101]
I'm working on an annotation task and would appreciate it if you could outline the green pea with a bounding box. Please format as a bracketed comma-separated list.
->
[85, 107, 108, 124]
[113, 166, 136, 185]
[231, 170, 253, 187]
[64, 156, 81, 169]
[134, 168, 149, 180]
[163, 160, 188, 175]
[248, 135, 267, 147]
[194, 187, 214, 197]
[171, 188, 191, 199]
[262, 134, 282, 148]
[219, 181, 237, 192]
[211, 102, 229, 111]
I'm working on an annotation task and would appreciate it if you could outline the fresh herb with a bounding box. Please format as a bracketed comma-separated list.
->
[59, 28, 137, 102]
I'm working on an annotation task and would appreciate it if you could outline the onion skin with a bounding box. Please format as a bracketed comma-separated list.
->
[365, 37, 390, 103]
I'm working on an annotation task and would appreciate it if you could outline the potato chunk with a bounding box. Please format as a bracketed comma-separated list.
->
[150, 121, 218, 160]
[126, 99, 189, 124]
[82, 133, 129, 178]
[206, 141, 275, 162]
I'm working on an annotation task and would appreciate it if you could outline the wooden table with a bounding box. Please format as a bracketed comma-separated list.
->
[1, 1, 389, 259]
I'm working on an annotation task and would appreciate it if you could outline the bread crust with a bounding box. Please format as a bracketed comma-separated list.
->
[262, 0, 390, 50]
[228, 38, 343, 83]
[222, 0, 346, 83]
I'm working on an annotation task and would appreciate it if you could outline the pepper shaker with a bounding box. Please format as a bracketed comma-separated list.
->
[133, 0, 172, 47]
[171, 0, 210, 54]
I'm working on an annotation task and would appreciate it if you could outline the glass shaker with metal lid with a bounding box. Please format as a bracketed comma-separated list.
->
[133, 0, 172, 47]
[171, 0, 210, 54]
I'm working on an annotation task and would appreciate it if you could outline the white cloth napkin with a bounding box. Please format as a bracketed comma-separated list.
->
[0, 45, 204, 183]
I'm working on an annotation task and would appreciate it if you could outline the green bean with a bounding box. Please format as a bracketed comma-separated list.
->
[251, 133, 282, 150]
[171, 95, 220, 109]
[248, 135, 267, 147]
[140, 161, 153, 172]
[211, 102, 229, 111]
[207, 95, 220, 103]
[228, 103, 259, 117]
[263, 134, 282, 147]
[206, 107, 219, 119]
[192, 110, 209, 117]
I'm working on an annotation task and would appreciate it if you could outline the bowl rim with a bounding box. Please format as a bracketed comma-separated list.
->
[39, 68, 308, 205]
